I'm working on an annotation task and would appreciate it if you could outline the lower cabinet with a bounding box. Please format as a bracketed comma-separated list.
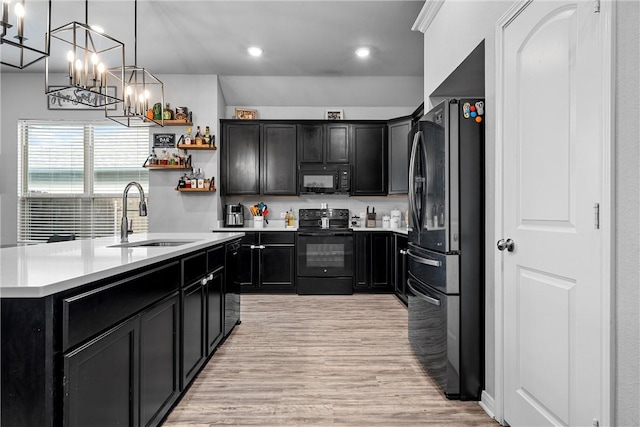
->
[181, 249, 225, 389]
[64, 294, 180, 427]
[240, 232, 296, 293]
[354, 231, 393, 292]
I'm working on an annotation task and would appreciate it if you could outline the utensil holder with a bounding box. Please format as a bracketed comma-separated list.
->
[366, 213, 377, 228]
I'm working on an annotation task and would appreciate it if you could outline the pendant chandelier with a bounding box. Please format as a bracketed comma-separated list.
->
[105, 0, 163, 127]
[45, 0, 124, 108]
[1, 0, 51, 69]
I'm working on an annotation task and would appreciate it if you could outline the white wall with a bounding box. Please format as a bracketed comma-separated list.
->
[418, 1, 640, 424]
[614, 2, 639, 424]
[147, 74, 223, 233]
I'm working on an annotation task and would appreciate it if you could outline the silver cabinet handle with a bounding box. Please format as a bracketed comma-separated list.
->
[208, 273, 214, 281]
[250, 244, 257, 250]
[399, 249, 407, 255]
[406, 249, 441, 267]
[201, 277, 208, 286]
[407, 279, 441, 306]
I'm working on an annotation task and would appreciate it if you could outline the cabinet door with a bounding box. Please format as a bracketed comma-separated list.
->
[351, 124, 388, 195]
[262, 124, 298, 194]
[223, 123, 260, 195]
[298, 124, 324, 163]
[140, 295, 180, 427]
[64, 318, 138, 427]
[354, 233, 369, 291]
[370, 232, 392, 290]
[325, 123, 350, 163]
[206, 268, 224, 354]
[388, 118, 411, 194]
[260, 245, 295, 292]
[181, 281, 205, 388]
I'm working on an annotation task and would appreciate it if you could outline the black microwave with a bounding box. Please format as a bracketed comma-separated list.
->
[299, 164, 350, 194]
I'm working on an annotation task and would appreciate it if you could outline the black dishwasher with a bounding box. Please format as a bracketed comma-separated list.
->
[224, 239, 241, 336]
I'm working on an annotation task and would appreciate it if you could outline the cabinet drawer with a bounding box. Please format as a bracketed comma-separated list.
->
[260, 232, 294, 245]
[207, 246, 225, 272]
[182, 251, 207, 286]
[240, 233, 258, 245]
[63, 262, 180, 351]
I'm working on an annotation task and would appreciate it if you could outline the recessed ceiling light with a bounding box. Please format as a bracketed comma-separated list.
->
[355, 47, 371, 58]
[247, 46, 263, 57]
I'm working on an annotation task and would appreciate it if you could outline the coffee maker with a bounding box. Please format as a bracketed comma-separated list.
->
[224, 203, 244, 227]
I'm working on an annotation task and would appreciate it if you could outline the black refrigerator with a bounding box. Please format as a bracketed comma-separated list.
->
[407, 98, 484, 400]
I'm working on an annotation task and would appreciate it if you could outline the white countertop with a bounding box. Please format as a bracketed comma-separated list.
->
[215, 225, 410, 235]
[0, 232, 244, 298]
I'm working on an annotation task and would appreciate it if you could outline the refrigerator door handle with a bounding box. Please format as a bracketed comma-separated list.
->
[408, 131, 421, 230]
[406, 249, 442, 267]
[407, 279, 441, 306]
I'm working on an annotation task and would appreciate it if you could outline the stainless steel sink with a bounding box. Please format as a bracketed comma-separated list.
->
[108, 239, 199, 248]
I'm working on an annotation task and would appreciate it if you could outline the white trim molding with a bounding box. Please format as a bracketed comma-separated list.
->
[411, 0, 445, 33]
[479, 390, 497, 422]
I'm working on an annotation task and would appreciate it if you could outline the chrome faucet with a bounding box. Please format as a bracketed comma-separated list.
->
[121, 181, 147, 243]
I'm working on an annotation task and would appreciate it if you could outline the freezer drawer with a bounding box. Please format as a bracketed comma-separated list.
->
[407, 275, 460, 399]
[406, 243, 459, 294]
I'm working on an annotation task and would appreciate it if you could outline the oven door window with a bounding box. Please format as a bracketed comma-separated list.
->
[298, 235, 353, 277]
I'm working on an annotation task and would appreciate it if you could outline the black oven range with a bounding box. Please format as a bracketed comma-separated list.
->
[296, 208, 354, 295]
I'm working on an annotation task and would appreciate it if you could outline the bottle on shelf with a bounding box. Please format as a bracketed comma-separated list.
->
[184, 127, 192, 145]
[195, 126, 203, 145]
[184, 173, 191, 189]
[150, 148, 158, 165]
[189, 170, 197, 189]
[163, 103, 174, 120]
[197, 168, 205, 189]
[204, 126, 211, 146]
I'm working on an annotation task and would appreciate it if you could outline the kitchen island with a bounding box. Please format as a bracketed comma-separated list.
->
[0, 232, 243, 427]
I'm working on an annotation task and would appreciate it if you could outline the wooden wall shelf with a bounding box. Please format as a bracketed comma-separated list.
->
[144, 165, 192, 170]
[176, 144, 217, 150]
[176, 187, 216, 193]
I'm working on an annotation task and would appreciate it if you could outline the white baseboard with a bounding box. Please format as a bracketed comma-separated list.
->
[479, 390, 497, 421]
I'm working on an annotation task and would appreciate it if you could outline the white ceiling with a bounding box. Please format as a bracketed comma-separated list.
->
[2, 0, 426, 107]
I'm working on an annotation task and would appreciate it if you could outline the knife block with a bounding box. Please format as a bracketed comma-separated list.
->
[366, 213, 377, 228]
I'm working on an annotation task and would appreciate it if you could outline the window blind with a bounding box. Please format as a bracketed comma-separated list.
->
[18, 120, 149, 242]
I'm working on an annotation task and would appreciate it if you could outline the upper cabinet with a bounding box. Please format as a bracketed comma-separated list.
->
[298, 123, 350, 164]
[221, 121, 297, 196]
[351, 123, 388, 196]
[387, 117, 412, 194]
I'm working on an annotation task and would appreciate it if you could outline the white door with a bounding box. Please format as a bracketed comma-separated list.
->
[498, 1, 610, 426]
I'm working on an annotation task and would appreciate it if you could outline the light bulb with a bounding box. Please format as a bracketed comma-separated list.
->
[91, 53, 99, 65]
[355, 47, 371, 58]
[144, 89, 150, 99]
[247, 46, 263, 57]
[97, 63, 105, 74]
[126, 85, 132, 95]
[75, 59, 83, 71]
[14, 1, 24, 18]
[66, 51, 74, 63]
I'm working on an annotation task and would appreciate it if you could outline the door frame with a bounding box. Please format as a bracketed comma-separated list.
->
[493, 0, 615, 425]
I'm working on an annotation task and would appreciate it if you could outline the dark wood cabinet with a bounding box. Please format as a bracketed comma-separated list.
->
[222, 123, 260, 195]
[64, 292, 180, 427]
[262, 124, 298, 194]
[298, 123, 350, 164]
[181, 248, 226, 388]
[140, 295, 180, 427]
[351, 123, 388, 195]
[354, 231, 393, 292]
[240, 232, 296, 293]
[181, 280, 206, 387]
[326, 123, 350, 163]
[392, 234, 408, 305]
[388, 117, 411, 194]
[221, 121, 297, 195]
[64, 317, 138, 427]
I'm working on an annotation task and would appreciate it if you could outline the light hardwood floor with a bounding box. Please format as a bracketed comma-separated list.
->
[163, 294, 497, 426]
